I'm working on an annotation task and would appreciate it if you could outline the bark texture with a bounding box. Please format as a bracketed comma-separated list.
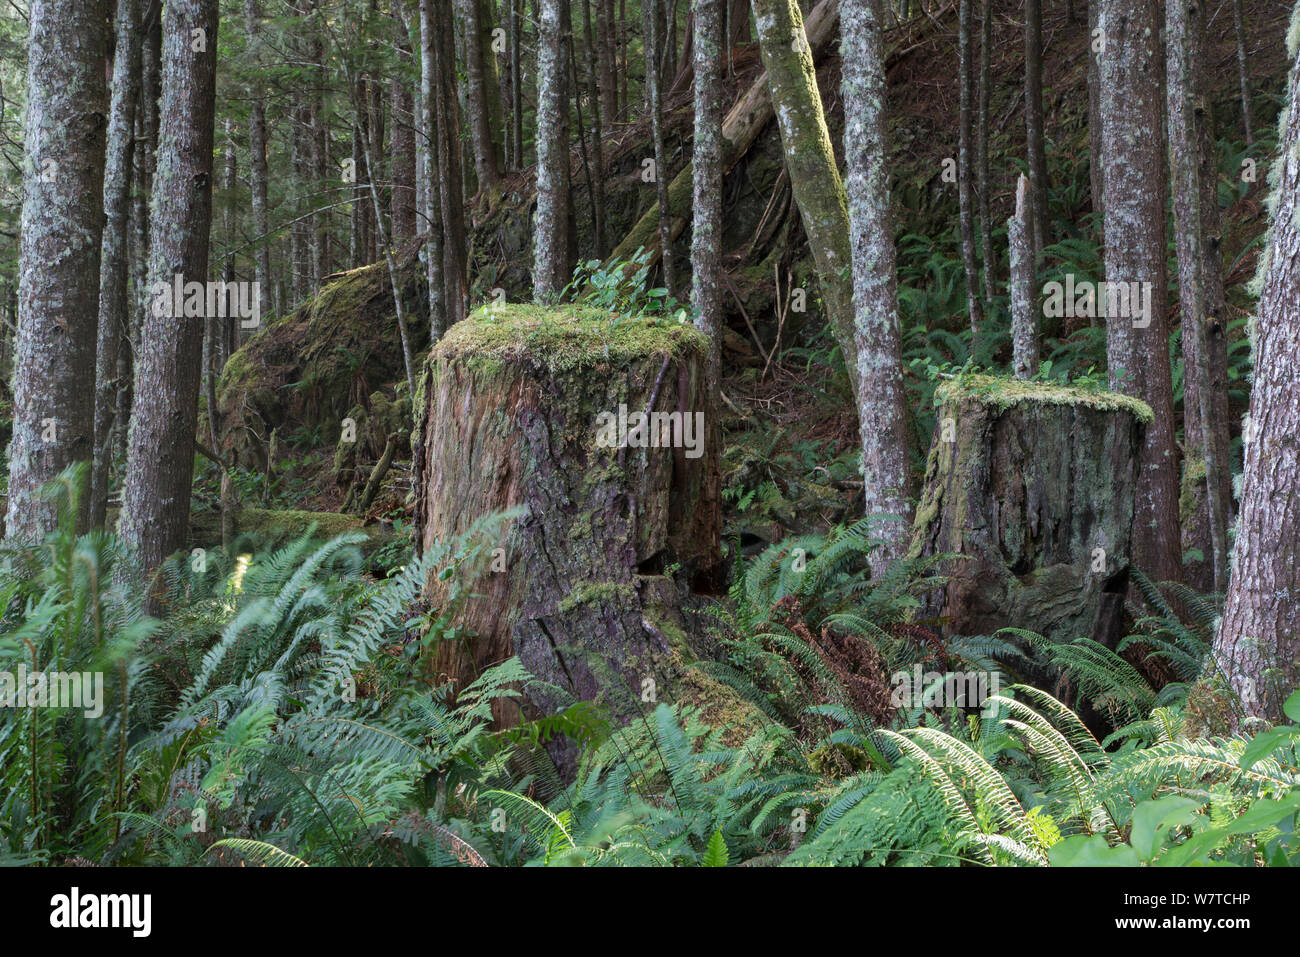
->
[909, 377, 1151, 652]
[416, 306, 721, 749]
[1167, 0, 1229, 592]
[841, 0, 913, 573]
[5, 0, 109, 541]
[1008, 174, 1037, 379]
[1215, 18, 1300, 726]
[533, 0, 571, 300]
[119, 0, 220, 578]
[91, 0, 142, 530]
[1098, 0, 1182, 584]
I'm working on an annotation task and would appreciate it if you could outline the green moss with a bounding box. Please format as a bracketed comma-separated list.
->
[557, 580, 638, 614]
[936, 374, 1155, 424]
[1179, 455, 1207, 523]
[432, 303, 708, 374]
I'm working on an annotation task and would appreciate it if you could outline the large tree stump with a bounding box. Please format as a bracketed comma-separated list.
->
[414, 304, 723, 736]
[908, 375, 1153, 649]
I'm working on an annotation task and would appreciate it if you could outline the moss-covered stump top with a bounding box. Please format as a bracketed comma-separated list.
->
[935, 374, 1155, 424]
[431, 303, 708, 374]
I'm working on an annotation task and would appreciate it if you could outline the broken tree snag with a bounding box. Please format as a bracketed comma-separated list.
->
[907, 375, 1152, 650]
[415, 304, 722, 738]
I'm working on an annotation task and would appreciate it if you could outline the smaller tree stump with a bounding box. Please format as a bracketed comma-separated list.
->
[908, 375, 1153, 649]
[414, 304, 723, 741]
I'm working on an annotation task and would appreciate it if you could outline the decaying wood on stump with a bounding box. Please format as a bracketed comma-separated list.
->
[908, 375, 1152, 651]
[415, 304, 726, 753]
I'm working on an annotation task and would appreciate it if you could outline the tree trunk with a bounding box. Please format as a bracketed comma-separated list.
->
[119, 0, 220, 581]
[597, 0, 618, 128]
[244, 0, 273, 315]
[644, 0, 677, 296]
[1024, 0, 1050, 259]
[419, 0, 448, 338]
[841, 0, 914, 573]
[91, 0, 142, 531]
[1099, 0, 1182, 585]
[460, 0, 502, 190]
[1214, 26, 1300, 727]
[909, 376, 1151, 657]
[976, 0, 994, 311]
[434, 0, 467, 321]
[1232, 0, 1253, 145]
[391, 10, 419, 243]
[533, 0, 571, 300]
[581, 0, 608, 257]
[6, 0, 109, 541]
[416, 305, 721, 752]
[750, 0, 858, 389]
[1009, 174, 1037, 379]
[957, 0, 983, 345]
[1087, 0, 1104, 224]
[1167, 0, 1228, 592]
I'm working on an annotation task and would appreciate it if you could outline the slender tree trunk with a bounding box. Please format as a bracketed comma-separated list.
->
[533, 0, 571, 300]
[1168, 0, 1228, 591]
[391, 10, 419, 243]
[1024, 0, 1050, 259]
[244, 0, 273, 313]
[511, 0, 524, 166]
[645, 0, 677, 295]
[958, 0, 983, 345]
[1215, 19, 1300, 726]
[751, 0, 858, 389]
[841, 0, 913, 573]
[434, 0, 467, 320]
[461, 0, 502, 190]
[1099, 0, 1182, 584]
[692, 0, 724, 398]
[976, 0, 994, 311]
[419, 0, 448, 338]
[597, 0, 618, 128]
[311, 7, 332, 283]
[1087, 0, 1104, 224]
[582, 0, 607, 256]
[91, 0, 142, 530]
[120, 0, 220, 581]
[5, 0, 109, 541]
[1009, 174, 1038, 378]
[1232, 0, 1253, 145]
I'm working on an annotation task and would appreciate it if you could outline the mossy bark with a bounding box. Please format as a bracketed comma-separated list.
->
[415, 306, 723, 752]
[908, 377, 1147, 652]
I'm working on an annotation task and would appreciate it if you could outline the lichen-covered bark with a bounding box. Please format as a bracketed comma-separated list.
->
[119, 0, 220, 578]
[1098, 0, 1182, 584]
[1008, 175, 1038, 378]
[957, 0, 984, 343]
[91, 0, 143, 531]
[1167, 0, 1229, 591]
[692, 0, 725, 398]
[533, 0, 570, 300]
[417, 0, 447, 338]
[5, 0, 109, 541]
[976, 0, 994, 310]
[840, 0, 913, 572]
[908, 378, 1147, 657]
[417, 307, 721, 758]
[751, 0, 857, 385]
[1215, 11, 1300, 725]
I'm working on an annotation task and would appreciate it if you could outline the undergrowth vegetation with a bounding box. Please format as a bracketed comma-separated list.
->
[0, 468, 1295, 867]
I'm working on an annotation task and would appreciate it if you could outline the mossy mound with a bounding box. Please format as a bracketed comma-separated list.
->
[216, 246, 428, 468]
[432, 303, 708, 375]
[935, 374, 1155, 424]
